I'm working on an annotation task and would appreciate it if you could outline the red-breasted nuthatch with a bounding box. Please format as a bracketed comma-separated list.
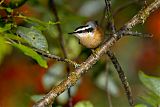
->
[68, 21, 104, 49]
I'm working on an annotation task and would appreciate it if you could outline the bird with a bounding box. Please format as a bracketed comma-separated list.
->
[68, 21, 104, 49]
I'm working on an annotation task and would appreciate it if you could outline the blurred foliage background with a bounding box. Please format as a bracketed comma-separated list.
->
[0, 0, 160, 107]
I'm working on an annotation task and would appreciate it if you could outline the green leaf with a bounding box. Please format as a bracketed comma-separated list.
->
[16, 26, 48, 51]
[6, 8, 13, 13]
[140, 91, 160, 106]
[0, 23, 12, 33]
[74, 101, 94, 107]
[139, 71, 160, 97]
[135, 104, 147, 107]
[3, 33, 27, 43]
[17, 15, 58, 30]
[0, 36, 12, 64]
[13, 43, 48, 68]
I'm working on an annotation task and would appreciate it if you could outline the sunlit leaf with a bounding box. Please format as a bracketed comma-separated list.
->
[13, 43, 48, 68]
[16, 26, 48, 51]
[74, 101, 94, 107]
[139, 71, 160, 97]
[135, 104, 147, 107]
[140, 91, 160, 106]
[0, 23, 12, 33]
[0, 36, 12, 64]
[6, 7, 13, 13]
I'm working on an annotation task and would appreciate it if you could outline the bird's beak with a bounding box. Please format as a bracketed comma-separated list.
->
[68, 32, 75, 34]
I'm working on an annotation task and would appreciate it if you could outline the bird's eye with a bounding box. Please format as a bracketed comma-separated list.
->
[86, 27, 93, 32]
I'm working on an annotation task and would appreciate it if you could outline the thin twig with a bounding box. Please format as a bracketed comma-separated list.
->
[49, 0, 72, 106]
[49, 0, 66, 57]
[105, 0, 116, 33]
[33, 0, 160, 106]
[34, 49, 80, 68]
[104, 1, 119, 106]
[105, 31, 153, 38]
[107, 50, 134, 106]
[105, 63, 113, 107]
[124, 31, 153, 37]
[7, 38, 79, 68]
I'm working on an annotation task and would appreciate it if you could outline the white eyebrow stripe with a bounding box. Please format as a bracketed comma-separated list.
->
[75, 26, 92, 32]
[76, 32, 94, 38]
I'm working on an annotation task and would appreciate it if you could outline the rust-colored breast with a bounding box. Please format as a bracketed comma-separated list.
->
[79, 27, 104, 48]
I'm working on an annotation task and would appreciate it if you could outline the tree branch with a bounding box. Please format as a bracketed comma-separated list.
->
[104, 1, 133, 105]
[107, 50, 133, 106]
[105, 64, 113, 107]
[33, 0, 160, 107]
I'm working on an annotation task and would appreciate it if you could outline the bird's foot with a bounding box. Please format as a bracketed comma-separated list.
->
[91, 49, 99, 58]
